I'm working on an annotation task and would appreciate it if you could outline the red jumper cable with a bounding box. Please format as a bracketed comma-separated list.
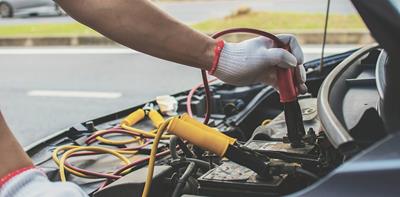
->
[201, 28, 306, 147]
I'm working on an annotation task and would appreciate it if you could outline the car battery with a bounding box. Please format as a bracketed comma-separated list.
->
[198, 161, 288, 197]
[246, 140, 318, 167]
[251, 98, 320, 140]
[247, 98, 320, 166]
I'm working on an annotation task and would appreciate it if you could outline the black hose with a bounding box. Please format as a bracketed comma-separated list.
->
[170, 136, 217, 169]
[171, 158, 216, 169]
[228, 86, 275, 126]
[170, 136, 196, 159]
[295, 168, 319, 181]
[176, 138, 194, 158]
[170, 136, 179, 160]
[188, 158, 217, 168]
[172, 162, 196, 197]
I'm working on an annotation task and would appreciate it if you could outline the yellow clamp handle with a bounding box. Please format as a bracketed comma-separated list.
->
[179, 113, 236, 145]
[121, 109, 145, 126]
[148, 109, 164, 128]
[167, 114, 236, 157]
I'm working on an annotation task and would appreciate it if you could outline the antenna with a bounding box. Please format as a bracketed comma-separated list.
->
[320, 0, 331, 75]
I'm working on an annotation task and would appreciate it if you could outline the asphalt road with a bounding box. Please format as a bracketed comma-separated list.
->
[0, 44, 358, 148]
[0, 0, 356, 25]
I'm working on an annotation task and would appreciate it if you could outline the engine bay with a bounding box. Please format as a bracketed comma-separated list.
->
[26, 45, 389, 197]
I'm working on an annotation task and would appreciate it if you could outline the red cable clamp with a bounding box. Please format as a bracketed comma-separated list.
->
[277, 67, 298, 103]
[208, 39, 225, 75]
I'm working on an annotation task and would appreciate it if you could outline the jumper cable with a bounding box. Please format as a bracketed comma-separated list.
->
[202, 28, 306, 147]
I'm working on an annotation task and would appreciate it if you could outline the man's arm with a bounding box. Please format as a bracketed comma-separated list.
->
[0, 112, 88, 196]
[0, 112, 32, 178]
[56, 0, 215, 70]
[56, 0, 306, 90]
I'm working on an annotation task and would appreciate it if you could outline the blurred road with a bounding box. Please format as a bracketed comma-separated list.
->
[0, 0, 356, 25]
[0, 44, 359, 147]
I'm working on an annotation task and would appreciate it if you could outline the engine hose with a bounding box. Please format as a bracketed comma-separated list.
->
[170, 137, 214, 172]
[172, 158, 213, 170]
[295, 168, 319, 181]
[170, 136, 180, 160]
[176, 138, 195, 158]
[171, 162, 196, 197]
[170, 136, 195, 159]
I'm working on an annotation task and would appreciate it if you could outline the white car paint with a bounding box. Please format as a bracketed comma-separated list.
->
[0, 0, 60, 17]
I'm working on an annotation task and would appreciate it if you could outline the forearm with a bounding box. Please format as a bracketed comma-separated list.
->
[0, 112, 87, 196]
[0, 112, 32, 178]
[56, 0, 215, 70]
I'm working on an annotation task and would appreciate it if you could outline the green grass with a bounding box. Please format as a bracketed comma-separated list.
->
[192, 11, 366, 33]
[0, 23, 99, 37]
[0, 11, 366, 37]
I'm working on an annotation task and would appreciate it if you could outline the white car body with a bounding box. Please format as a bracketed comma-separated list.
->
[0, 0, 61, 17]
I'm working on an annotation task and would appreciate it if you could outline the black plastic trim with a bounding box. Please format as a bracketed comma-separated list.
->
[317, 44, 379, 149]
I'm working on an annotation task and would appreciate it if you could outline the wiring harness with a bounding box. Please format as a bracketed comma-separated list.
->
[52, 107, 171, 183]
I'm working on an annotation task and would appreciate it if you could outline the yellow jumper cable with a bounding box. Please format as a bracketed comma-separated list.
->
[93, 129, 145, 145]
[57, 146, 133, 182]
[141, 118, 172, 197]
[142, 115, 237, 197]
[53, 145, 137, 181]
[120, 108, 172, 139]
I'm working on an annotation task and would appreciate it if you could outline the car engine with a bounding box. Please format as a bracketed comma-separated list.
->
[25, 43, 393, 197]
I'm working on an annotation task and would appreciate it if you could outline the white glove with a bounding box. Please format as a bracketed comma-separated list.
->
[213, 34, 307, 94]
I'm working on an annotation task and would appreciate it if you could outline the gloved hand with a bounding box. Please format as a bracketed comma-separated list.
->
[212, 34, 307, 94]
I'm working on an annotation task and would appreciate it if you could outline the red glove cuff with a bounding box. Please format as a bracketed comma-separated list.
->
[0, 166, 35, 187]
[208, 40, 225, 75]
